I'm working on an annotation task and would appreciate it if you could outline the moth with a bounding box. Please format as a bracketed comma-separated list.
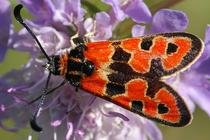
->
[14, 4, 204, 132]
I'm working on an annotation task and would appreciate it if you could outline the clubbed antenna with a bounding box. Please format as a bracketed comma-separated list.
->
[14, 4, 51, 61]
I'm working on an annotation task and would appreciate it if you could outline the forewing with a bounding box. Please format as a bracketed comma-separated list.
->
[84, 32, 203, 79]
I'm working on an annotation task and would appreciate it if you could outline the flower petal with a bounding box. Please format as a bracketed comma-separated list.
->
[66, 122, 73, 140]
[174, 83, 196, 113]
[191, 93, 210, 116]
[192, 25, 210, 69]
[36, 26, 70, 55]
[84, 18, 94, 33]
[196, 58, 210, 75]
[0, 0, 11, 62]
[93, 12, 113, 40]
[204, 25, 210, 50]
[64, 0, 86, 23]
[181, 73, 210, 116]
[185, 81, 210, 116]
[101, 111, 129, 121]
[11, 22, 70, 56]
[142, 120, 163, 140]
[20, 0, 54, 24]
[102, 0, 125, 21]
[123, 0, 152, 23]
[151, 9, 188, 33]
[132, 24, 146, 37]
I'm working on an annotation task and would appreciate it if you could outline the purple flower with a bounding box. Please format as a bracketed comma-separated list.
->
[123, 0, 152, 23]
[102, 0, 152, 23]
[102, 0, 126, 21]
[132, 24, 146, 37]
[0, 0, 11, 62]
[84, 12, 112, 40]
[132, 9, 189, 36]
[0, 0, 209, 140]
[19, 0, 54, 24]
[150, 9, 188, 33]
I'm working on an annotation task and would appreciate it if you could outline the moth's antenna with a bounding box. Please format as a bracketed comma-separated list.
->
[14, 4, 51, 61]
[29, 80, 66, 104]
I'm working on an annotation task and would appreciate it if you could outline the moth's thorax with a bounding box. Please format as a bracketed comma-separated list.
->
[49, 46, 95, 87]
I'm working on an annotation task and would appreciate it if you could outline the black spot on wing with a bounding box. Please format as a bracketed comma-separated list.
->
[146, 80, 163, 98]
[144, 59, 164, 79]
[109, 62, 138, 75]
[108, 62, 143, 85]
[167, 43, 178, 55]
[158, 103, 169, 114]
[141, 37, 153, 51]
[106, 82, 125, 97]
[108, 72, 132, 85]
[131, 101, 143, 112]
[112, 47, 131, 62]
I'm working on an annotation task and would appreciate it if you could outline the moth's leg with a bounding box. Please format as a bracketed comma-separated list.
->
[84, 20, 96, 41]
[30, 78, 66, 132]
[29, 80, 66, 104]
[30, 72, 52, 132]
[71, 19, 96, 47]
[70, 33, 79, 48]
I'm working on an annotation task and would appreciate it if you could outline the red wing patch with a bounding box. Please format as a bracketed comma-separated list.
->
[81, 32, 203, 127]
[84, 41, 113, 68]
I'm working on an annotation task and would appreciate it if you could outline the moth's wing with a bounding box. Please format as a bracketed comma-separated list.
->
[81, 33, 198, 126]
[84, 33, 203, 78]
[124, 32, 203, 78]
[81, 73, 191, 127]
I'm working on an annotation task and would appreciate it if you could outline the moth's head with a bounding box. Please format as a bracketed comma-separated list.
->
[45, 55, 61, 75]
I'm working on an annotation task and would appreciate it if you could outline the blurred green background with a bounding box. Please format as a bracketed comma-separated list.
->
[0, 0, 210, 139]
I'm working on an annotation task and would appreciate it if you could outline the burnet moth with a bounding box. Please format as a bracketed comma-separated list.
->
[14, 4, 204, 132]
